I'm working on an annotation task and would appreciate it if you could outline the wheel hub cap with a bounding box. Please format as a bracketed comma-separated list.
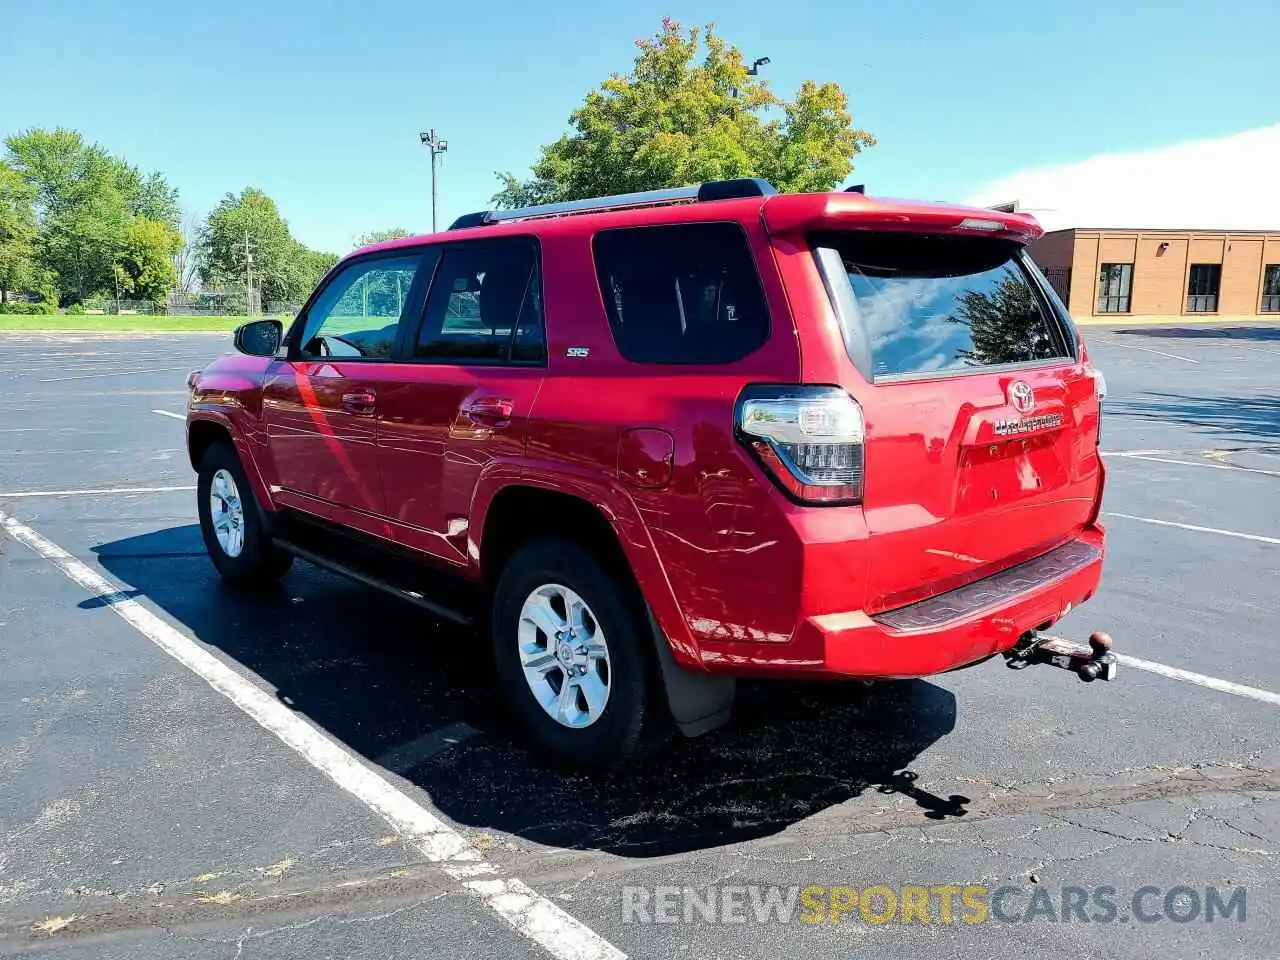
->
[517, 584, 611, 729]
[209, 468, 246, 558]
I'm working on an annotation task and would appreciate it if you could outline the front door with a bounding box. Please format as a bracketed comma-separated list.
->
[261, 250, 429, 518]
[377, 236, 546, 563]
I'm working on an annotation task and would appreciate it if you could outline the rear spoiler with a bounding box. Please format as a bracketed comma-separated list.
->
[761, 193, 1043, 243]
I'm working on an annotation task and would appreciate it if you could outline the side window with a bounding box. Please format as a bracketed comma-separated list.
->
[592, 222, 770, 364]
[416, 238, 545, 363]
[298, 254, 422, 360]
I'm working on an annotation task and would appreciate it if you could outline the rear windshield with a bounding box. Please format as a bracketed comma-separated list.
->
[812, 232, 1072, 380]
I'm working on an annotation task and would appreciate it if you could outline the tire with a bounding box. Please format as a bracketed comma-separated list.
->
[197, 441, 292, 587]
[492, 537, 654, 769]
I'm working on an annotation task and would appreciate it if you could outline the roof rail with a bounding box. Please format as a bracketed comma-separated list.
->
[448, 177, 776, 230]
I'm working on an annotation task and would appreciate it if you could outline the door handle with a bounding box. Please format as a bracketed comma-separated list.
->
[341, 389, 377, 416]
[462, 397, 514, 426]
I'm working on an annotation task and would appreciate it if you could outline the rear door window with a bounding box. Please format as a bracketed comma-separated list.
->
[813, 232, 1072, 380]
[415, 237, 545, 364]
[593, 222, 769, 364]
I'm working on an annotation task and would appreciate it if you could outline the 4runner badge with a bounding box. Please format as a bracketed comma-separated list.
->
[994, 380, 1061, 436]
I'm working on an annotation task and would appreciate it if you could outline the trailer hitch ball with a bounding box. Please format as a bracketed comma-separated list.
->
[1078, 631, 1116, 682]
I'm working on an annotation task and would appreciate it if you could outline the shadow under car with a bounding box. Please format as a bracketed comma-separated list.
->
[93, 524, 964, 857]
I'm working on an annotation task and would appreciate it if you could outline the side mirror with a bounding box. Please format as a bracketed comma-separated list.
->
[233, 319, 283, 357]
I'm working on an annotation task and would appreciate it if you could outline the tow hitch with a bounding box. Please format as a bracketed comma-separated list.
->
[1005, 631, 1117, 682]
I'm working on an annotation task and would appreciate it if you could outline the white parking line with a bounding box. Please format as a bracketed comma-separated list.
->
[0, 511, 625, 960]
[0, 485, 195, 498]
[1105, 512, 1280, 545]
[152, 409, 186, 420]
[1113, 453, 1280, 479]
[37, 366, 190, 382]
[1047, 637, 1280, 708]
[1096, 338, 1198, 363]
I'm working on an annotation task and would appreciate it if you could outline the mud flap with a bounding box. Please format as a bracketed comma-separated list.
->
[647, 611, 736, 737]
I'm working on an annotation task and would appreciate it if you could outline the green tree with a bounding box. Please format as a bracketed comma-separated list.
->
[0, 160, 39, 302]
[293, 243, 339, 295]
[355, 228, 411, 248]
[4, 127, 181, 301]
[949, 272, 1056, 367]
[492, 19, 874, 206]
[122, 169, 181, 230]
[6, 128, 125, 301]
[200, 188, 299, 303]
[117, 217, 180, 302]
[200, 188, 338, 305]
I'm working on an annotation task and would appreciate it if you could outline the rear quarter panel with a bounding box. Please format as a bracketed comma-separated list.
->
[515, 220, 807, 664]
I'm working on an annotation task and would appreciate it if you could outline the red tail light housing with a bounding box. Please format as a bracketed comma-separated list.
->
[736, 384, 865, 505]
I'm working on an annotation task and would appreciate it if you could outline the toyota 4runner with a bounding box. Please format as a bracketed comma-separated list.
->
[186, 178, 1108, 768]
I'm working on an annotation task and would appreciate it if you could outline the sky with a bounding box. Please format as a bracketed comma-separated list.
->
[4, 0, 1279, 253]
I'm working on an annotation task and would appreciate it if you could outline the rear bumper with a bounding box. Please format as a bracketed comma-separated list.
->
[698, 526, 1105, 678]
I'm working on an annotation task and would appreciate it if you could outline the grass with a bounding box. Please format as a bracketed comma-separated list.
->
[0, 314, 259, 333]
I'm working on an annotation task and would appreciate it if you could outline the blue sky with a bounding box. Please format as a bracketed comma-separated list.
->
[4, 0, 1278, 252]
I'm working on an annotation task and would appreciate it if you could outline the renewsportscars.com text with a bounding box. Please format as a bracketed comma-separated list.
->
[620, 884, 1246, 926]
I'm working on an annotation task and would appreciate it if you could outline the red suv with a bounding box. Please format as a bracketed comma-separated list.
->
[187, 179, 1107, 768]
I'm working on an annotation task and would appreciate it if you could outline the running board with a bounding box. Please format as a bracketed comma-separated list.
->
[273, 538, 474, 626]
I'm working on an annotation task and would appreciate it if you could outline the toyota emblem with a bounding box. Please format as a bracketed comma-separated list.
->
[1008, 381, 1035, 414]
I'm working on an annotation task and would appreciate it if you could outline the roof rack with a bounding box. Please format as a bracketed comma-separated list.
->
[448, 177, 776, 230]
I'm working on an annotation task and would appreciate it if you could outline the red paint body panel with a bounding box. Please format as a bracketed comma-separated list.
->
[376, 363, 543, 566]
[189, 188, 1106, 683]
[260, 360, 385, 515]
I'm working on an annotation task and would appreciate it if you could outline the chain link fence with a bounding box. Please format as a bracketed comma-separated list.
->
[80, 291, 297, 317]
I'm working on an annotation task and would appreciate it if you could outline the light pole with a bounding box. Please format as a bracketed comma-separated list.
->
[731, 57, 769, 100]
[419, 128, 448, 232]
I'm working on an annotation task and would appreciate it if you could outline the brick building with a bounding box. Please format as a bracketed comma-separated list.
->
[1029, 228, 1280, 320]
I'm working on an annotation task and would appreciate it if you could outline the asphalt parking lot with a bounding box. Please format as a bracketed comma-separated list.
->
[1, 324, 1277, 959]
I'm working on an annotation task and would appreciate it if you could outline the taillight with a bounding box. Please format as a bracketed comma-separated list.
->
[1085, 366, 1107, 445]
[736, 384, 865, 505]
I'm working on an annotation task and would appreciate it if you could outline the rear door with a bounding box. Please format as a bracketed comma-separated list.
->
[261, 251, 428, 517]
[376, 236, 546, 565]
[810, 230, 1102, 611]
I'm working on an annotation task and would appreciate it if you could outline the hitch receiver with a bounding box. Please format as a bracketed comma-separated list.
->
[1005, 631, 1118, 682]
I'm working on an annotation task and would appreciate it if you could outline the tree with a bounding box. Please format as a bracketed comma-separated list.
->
[199, 188, 338, 306]
[0, 160, 39, 302]
[355, 228, 411, 248]
[123, 169, 180, 230]
[293, 243, 339, 295]
[117, 217, 180, 302]
[200, 188, 298, 304]
[949, 272, 1056, 367]
[492, 19, 875, 206]
[6, 128, 125, 301]
[4, 127, 181, 302]
[173, 209, 203, 294]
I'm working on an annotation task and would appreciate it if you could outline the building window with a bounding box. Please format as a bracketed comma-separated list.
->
[1186, 264, 1221, 313]
[1262, 264, 1280, 313]
[1096, 263, 1132, 313]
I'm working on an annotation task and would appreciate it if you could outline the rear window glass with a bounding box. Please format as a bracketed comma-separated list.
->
[593, 222, 769, 364]
[813, 232, 1071, 379]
